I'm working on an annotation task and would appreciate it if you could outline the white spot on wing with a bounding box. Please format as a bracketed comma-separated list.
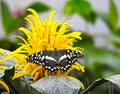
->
[40, 52, 43, 54]
[67, 54, 71, 58]
[42, 63, 45, 65]
[64, 68, 66, 70]
[59, 55, 67, 62]
[41, 56, 44, 61]
[45, 66, 48, 68]
[51, 69, 54, 71]
[67, 50, 70, 53]
[54, 67, 56, 69]
[45, 56, 56, 62]
[68, 64, 70, 67]
[48, 66, 51, 69]
[66, 65, 68, 68]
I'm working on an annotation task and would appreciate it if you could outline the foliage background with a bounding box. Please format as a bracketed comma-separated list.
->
[0, 0, 120, 94]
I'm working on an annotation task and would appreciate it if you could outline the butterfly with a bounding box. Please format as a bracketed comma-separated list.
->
[26, 49, 83, 73]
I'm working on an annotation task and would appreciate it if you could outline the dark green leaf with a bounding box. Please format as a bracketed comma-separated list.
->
[64, 0, 97, 23]
[0, 39, 18, 51]
[7, 17, 25, 32]
[1, 0, 12, 34]
[112, 39, 120, 48]
[73, 33, 94, 48]
[113, 27, 120, 37]
[3, 67, 15, 81]
[1, 1, 25, 35]
[25, 2, 50, 15]
[31, 88, 41, 94]
[108, 0, 118, 29]
[11, 77, 31, 94]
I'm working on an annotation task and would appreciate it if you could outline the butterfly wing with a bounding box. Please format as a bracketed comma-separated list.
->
[26, 51, 58, 73]
[58, 50, 83, 72]
[26, 49, 83, 73]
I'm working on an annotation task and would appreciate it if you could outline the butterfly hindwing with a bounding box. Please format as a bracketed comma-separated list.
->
[58, 50, 83, 72]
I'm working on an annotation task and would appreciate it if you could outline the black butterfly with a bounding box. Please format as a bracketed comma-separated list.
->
[26, 49, 83, 73]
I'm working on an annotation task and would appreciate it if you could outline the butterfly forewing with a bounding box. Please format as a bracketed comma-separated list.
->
[26, 51, 58, 73]
[27, 52, 43, 65]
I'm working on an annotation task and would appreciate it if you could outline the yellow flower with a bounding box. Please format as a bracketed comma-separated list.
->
[1, 8, 85, 81]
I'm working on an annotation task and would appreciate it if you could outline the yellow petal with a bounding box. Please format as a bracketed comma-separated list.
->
[0, 66, 7, 70]
[13, 71, 29, 79]
[49, 11, 56, 23]
[18, 27, 31, 40]
[33, 72, 40, 81]
[31, 65, 42, 76]
[0, 49, 5, 54]
[0, 80, 10, 93]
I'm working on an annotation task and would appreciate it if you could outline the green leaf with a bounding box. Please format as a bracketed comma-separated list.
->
[1, 1, 50, 35]
[1, 1, 25, 35]
[80, 78, 107, 94]
[25, 2, 50, 15]
[1, 0, 12, 34]
[113, 27, 120, 37]
[64, 0, 97, 23]
[86, 48, 120, 73]
[31, 76, 83, 94]
[3, 67, 15, 81]
[97, 0, 118, 34]
[73, 33, 94, 48]
[108, 0, 118, 29]
[0, 39, 18, 51]
[80, 74, 120, 94]
[113, 41, 120, 48]
[112, 38, 120, 48]
[31, 88, 41, 94]
[11, 77, 31, 94]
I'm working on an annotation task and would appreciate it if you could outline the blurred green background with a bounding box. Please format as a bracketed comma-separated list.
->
[0, 0, 120, 94]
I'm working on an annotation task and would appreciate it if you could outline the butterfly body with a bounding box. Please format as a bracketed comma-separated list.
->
[26, 49, 83, 73]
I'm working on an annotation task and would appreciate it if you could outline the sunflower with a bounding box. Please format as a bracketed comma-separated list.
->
[0, 8, 85, 82]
